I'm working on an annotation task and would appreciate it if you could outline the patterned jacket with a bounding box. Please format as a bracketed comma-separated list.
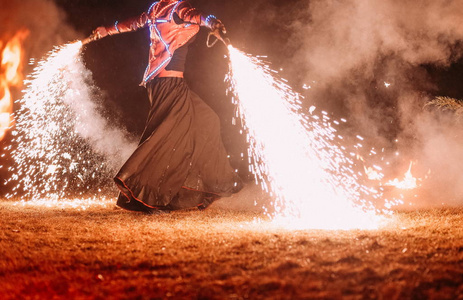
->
[104, 0, 218, 84]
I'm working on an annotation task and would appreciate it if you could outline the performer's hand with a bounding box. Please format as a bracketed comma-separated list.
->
[210, 19, 227, 35]
[92, 26, 109, 40]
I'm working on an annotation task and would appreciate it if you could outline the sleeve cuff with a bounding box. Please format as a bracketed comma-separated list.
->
[204, 14, 217, 28]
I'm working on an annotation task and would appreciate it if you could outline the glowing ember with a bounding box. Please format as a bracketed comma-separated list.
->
[385, 161, 418, 190]
[0, 30, 28, 141]
[226, 46, 388, 230]
[364, 166, 384, 181]
[5, 41, 133, 202]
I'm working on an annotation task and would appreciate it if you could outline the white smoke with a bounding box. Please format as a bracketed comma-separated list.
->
[294, 0, 463, 206]
[248, 0, 463, 207]
[0, 0, 80, 61]
[291, 0, 463, 84]
[63, 55, 137, 169]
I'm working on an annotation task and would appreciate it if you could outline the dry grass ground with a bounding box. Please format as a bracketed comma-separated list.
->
[1, 198, 463, 300]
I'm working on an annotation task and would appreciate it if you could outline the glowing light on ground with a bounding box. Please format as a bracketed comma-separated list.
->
[5, 41, 135, 202]
[385, 161, 419, 190]
[0, 30, 28, 141]
[13, 197, 114, 211]
[226, 46, 389, 230]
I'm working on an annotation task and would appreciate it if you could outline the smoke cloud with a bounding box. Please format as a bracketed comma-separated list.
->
[272, 0, 463, 206]
[63, 58, 137, 170]
[294, 0, 463, 83]
[1, 0, 80, 63]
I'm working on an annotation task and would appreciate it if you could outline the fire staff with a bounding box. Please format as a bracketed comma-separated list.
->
[88, 0, 242, 213]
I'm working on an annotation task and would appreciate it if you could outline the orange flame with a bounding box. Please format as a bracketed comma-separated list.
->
[0, 30, 29, 141]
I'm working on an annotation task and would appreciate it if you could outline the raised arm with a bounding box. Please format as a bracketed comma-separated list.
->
[85, 1, 226, 44]
[88, 13, 149, 42]
[175, 1, 226, 33]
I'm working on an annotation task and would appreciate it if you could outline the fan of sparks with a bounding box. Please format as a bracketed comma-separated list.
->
[226, 46, 390, 230]
[5, 41, 133, 202]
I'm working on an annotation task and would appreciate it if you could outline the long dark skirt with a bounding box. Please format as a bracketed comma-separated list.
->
[115, 77, 241, 211]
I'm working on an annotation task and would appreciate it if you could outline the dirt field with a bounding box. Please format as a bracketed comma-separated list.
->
[1, 197, 463, 299]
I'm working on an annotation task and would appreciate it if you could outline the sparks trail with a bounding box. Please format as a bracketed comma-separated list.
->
[226, 46, 389, 230]
[5, 41, 134, 201]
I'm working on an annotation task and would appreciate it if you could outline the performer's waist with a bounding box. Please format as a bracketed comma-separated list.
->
[157, 70, 184, 78]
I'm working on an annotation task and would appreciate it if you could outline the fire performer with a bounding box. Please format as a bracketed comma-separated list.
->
[88, 0, 242, 213]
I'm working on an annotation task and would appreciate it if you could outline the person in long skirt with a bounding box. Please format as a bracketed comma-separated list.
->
[90, 0, 242, 213]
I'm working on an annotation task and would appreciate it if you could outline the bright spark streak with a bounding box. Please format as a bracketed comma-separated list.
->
[5, 41, 133, 202]
[226, 46, 388, 230]
[364, 166, 384, 181]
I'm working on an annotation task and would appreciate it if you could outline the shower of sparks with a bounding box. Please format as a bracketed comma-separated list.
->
[4, 41, 134, 202]
[226, 46, 389, 230]
[364, 166, 384, 181]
